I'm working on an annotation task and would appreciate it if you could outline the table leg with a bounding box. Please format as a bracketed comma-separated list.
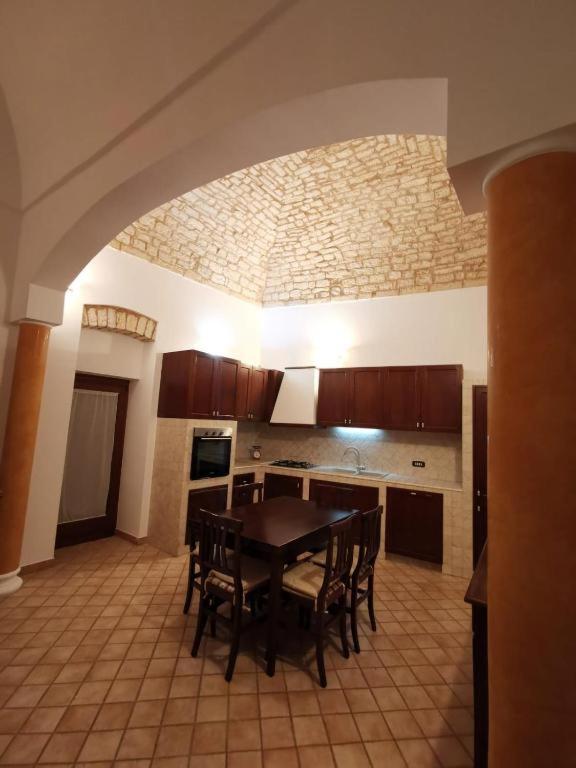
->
[266, 549, 284, 676]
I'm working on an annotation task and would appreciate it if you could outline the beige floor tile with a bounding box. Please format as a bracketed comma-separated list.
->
[117, 726, 159, 759]
[92, 701, 133, 731]
[0, 732, 50, 764]
[292, 715, 329, 746]
[229, 693, 260, 720]
[324, 714, 362, 744]
[56, 703, 99, 731]
[189, 753, 226, 768]
[0, 707, 32, 733]
[384, 711, 424, 740]
[397, 738, 441, 767]
[364, 740, 406, 768]
[298, 744, 336, 768]
[228, 749, 263, 768]
[261, 717, 296, 749]
[332, 743, 371, 768]
[196, 694, 228, 722]
[353, 712, 392, 742]
[38, 731, 87, 763]
[162, 697, 196, 725]
[129, 700, 165, 727]
[191, 721, 227, 754]
[288, 691, 320, 716]
[318, 690, 350, 714]
[155, 724, 194, 757]
[76, 729, 122, 762]
[227, 719, 262, 751]
[21, 705, 66, 733]
[169, 675, 200, 698]
[428, 736, 472, 767]
[263, 747, 299, 768]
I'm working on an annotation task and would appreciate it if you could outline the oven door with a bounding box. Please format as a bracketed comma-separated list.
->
[191, 436, 232, 480]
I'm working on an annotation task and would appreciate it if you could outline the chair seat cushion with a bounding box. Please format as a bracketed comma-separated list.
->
[281, 560, 346, 609]
[207, 554, 270, 595]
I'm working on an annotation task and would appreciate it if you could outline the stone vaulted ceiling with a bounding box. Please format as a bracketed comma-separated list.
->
[111, 135, 487, 306]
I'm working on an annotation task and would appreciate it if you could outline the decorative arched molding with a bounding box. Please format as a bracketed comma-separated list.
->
[82, 305, 157, 342]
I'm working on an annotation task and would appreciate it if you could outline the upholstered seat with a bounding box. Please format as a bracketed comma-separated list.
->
[282, 559, 344, 606]
[207, 554, 270, 595]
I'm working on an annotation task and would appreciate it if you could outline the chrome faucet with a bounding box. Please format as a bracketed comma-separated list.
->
[342, 446, 366, 474]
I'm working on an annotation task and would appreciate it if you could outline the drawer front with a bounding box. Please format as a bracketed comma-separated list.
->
[233, 472, 255, 486]
[264, 472, 303, 500]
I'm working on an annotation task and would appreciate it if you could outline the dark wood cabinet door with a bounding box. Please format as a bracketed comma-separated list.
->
[186, 484, 228, 544]
[158, 350, 194, 418]
[385, 487, 443, 564]
[265, 369, 284, 421]
[214, 358, 239, 419]
[317, 369, 349, 426]
[348, 368, 384, 427]
[235, 364, 251, 421]
[309, 479, 379, 512]
[264, 472, 303, 500]
[383, 367, 420, 430]
[419, 365, 463, 433]
[248, 367, 267, 421]
[189, 351, 217, 418]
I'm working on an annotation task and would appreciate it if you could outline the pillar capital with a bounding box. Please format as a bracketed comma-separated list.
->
[10, 283, 66, 327]
[482, 130, 576, 196]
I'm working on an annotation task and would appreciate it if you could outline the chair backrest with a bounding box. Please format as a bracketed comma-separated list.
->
[197, 509, 243, 590]
[355, 505, 383, 575]
[319, 515, 355, 606]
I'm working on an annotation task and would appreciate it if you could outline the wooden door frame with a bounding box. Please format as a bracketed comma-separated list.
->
[472, 384, 488, 566]
[56, 373, 129, 548]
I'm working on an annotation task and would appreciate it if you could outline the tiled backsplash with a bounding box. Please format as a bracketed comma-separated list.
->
[237, 422, 462, 484]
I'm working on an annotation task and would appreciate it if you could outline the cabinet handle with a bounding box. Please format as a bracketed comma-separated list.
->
[416, 422, 419, 428]
[421, 421, 425, 428]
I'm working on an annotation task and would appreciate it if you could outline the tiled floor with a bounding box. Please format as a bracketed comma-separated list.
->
[0, 537, 474, 767]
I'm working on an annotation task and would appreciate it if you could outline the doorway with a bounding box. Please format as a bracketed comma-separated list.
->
[472, 384, 488, 566]
[56, 373, 129, 548]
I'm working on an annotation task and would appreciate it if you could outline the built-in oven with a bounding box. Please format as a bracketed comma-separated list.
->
[190, 427, 233, 480]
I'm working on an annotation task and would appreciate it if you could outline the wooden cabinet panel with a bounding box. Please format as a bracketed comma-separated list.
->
[248, 367, 267, 421]
[317, 369, 349, 426]
[264, 472, 303, 500]
[383, 367, 420, 430]
[186, 484, 228, 544]
[309, 479, 379, 512]
[214, 358, 239, 419]
[189, 351, 217, 418]
[420, 365, 462, 433]
[158, 350, 194, 418]
[385, 487, 443, 564]
[235, 364, 251, 421]
[349, 368, 384, 427]
[265, 369, 284, 421]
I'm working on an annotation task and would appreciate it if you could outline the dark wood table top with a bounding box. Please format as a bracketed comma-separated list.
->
[221, 496, 353, 550]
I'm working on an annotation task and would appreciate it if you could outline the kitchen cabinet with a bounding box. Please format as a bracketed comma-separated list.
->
[383, 364, 462, 433]
[232, 473, 259, 507]
[264, 472, 303, 500]
[419, 365, 463, 433]
[309, 479, 379, 512]
[158, 349, 217, 419]
[385, 487, 443, 564]
[317, 368, 383, 427]
[384, 367, 420, 430]
[185, 484, 228, 544]
[236, 365, 269, 422]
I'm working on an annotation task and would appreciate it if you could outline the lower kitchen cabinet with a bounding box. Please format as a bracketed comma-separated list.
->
[186, 484, 228, 544]
[385, 487, 443, 564]
[309, 478, 379, 512]
[264, 472, 303, 500]
[232, 472, 257, 507]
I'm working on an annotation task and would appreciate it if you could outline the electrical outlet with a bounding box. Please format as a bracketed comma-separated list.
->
[412, 460, 425, 468]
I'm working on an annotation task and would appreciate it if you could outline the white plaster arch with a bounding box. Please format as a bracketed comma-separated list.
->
[29, 79, 447, 308]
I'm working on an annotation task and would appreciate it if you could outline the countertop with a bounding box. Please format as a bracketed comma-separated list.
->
[233, 460, 462, 493]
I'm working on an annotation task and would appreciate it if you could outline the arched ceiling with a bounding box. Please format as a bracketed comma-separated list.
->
[112, 134, 486, 306]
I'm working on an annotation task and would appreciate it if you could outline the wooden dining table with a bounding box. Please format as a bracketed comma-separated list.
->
[220, 496, 353, 676]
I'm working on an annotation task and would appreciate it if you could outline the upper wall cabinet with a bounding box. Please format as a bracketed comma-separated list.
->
[236, 365, 268, 422]
[158, 349, 240, 419]
[158, 349, 282, 422]
[317, 368, 384, 428]
[317, 364, 462, 433]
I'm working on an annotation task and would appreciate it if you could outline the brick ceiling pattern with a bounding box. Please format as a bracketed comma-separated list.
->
[112, 135, 487, 306]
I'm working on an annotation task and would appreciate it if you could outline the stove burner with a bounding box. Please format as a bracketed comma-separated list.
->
[270, 459, 316, 469]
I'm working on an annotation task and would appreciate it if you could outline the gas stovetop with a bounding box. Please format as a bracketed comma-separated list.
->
[270, 459, 316, 469]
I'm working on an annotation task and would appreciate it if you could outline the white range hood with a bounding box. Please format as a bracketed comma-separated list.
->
[270, 367, 319, 426]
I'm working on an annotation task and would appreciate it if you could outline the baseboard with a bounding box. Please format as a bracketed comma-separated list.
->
[115, 529, 148, 546]
[20, 558, 56, 575]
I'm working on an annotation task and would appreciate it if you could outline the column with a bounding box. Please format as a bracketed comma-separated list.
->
[486, 151, 576, 766]
[0, 322, 51, 595]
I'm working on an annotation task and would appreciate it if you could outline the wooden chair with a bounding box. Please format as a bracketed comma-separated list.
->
[231, 481, 263, 508]
[183, 514, 202, 615]
[191, 509, 270, 681]
[311, 506, 383, 652]
[281, 515, 355, 687]
[347, 505, 383, 652]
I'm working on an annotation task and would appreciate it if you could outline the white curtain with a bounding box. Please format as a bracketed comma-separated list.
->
[58, 389, 118, 524]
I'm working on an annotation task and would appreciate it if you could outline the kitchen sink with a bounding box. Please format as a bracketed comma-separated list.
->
[313, 465, 391, 479]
